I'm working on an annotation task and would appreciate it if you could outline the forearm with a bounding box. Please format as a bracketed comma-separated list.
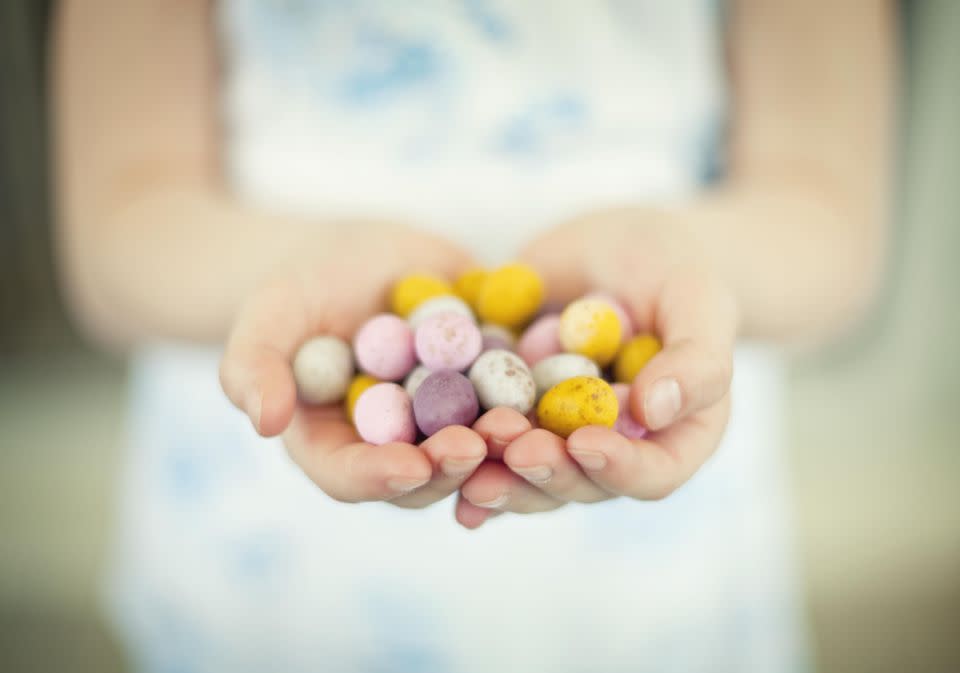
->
[686, 182, 888, 343]
[59, 186, 454, 349]
[59, 186, 317, 346]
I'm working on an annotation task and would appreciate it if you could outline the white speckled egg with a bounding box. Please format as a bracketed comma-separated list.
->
[403, 365, 432, 398]
[293, 336, 354, 405]
[467, 349, 536, 414]
[531, 353, 601, 400]
[407, 295, 476, 329]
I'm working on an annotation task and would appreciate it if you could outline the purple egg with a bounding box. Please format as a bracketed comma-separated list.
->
[612, 383, 647, 439]
[482, 334, 514, 352]
[480, 324, 515, 353]
[535, 300, 566, 320]
[413, 370, 480, 437]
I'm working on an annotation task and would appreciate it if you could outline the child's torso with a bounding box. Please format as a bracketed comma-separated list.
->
[108, 3, 808, 671]
[220, 0, 726, 262]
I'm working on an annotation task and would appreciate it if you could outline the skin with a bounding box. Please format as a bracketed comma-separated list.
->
[54, 0, 894, 526]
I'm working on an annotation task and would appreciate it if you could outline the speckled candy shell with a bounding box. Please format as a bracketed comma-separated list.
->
[415, 312, 483, 371]
[413, 370, 480, 436]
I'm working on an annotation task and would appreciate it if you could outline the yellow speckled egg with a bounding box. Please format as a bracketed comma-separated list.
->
[559, 298, 623, 367]
[453, 268, 488, 310]
[475, 263, 544, 329]
[390, 274, 454, 317]
[613, 334, 662, 383]
[536, 376, 618, 439]
[345, 374, 379, 423]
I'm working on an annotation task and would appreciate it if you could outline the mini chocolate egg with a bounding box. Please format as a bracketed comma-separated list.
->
[531, 353, 601, 399]
[585, 291, 635, 339]
[475, 263, 544, 329]
[468, 349, 536, 414]
[612, 383, 647, 439]
[413, 370, 480, 437]
[345, 374, 379, 423]
[391, 273, 454, 318]
[353, 383, 417, 445]
[559, 298, 623, 367]
[415, 311, 483, 371]
[613, 334, 662, 383]
[516, 314, 563, 367]
[353, 314, 417, 381]
[293, 335, 354, 405]
[479, 323, 516, 352]
[408, 295, 475, 329]
[453, 268, 489, 310]
[403, 365, 432, 398]
[536, 376, 618, 439]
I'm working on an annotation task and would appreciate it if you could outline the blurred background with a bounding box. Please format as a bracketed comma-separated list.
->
[1, 1, 958, 672]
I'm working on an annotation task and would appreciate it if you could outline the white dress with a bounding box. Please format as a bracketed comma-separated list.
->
[107, 2, 811, 671]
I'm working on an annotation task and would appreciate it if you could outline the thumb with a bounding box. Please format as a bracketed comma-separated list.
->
[627, 271, 737, 430]
[629, 339, 733, 431]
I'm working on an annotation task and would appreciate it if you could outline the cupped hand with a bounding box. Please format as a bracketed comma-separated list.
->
[458, 208, 738, 527]
[219, 223, 489, 507]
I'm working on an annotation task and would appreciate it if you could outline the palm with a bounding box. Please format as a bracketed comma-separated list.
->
[456, 211, 737, 527]
[221, 226, 493, 507]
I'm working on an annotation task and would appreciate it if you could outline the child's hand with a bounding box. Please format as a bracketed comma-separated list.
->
[456, 209, 738, 527]
[220, 224, 489, 506]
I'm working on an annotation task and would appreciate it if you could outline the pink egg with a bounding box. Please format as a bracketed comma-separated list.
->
[415, 312, 483, 371]
[516, 314, 562, 367]
[353, 383, 417, 445]
[353, 314, 417, 381]
[612, 383, 647, 439]
[585, 292, 635, 339]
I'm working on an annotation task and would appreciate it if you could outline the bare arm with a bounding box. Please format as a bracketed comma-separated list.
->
[523, 0, 895, 344]
[483, 0, 897, 524]
[55, 0, 485, 509]
[53, 0, 465, 348]
[701, 0, 895, 340]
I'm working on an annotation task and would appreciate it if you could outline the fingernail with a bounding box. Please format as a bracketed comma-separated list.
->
[387, 477, 429, 495]
[472, 493, 509, 509]
[570, 450, 607, 471]
[644, 378, 682, 429]
[441, 457, 483, 479]
[246, 390, 262, 432]
[512, 465, 553, 484]
[489, 436, 510, 452]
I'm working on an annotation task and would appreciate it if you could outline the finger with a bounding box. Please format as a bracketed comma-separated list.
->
[460, 461, 563, 514]
[389, 426, 487, 509]
[220, 277, 311, 436]
[628, 271, 737, 430]
[471, 407, 533, 460]
[503, 429, 610, 503]
[454, 494, 502, 530]
[567, 395, 730, 500]
[284, 405, 432, 502]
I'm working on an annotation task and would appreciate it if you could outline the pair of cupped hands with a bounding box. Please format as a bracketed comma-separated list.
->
[220, 210, 737, 528]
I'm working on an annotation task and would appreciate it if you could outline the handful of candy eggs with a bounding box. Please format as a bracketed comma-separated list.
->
[292, 263, 662, 444]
